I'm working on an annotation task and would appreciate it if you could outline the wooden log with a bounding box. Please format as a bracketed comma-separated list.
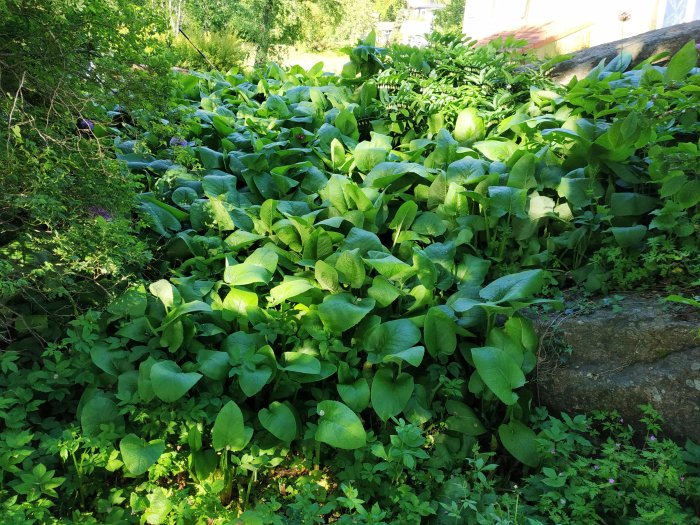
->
[549, 20, 700, 83]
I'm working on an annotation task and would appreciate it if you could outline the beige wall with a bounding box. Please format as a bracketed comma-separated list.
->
[462, 0, 675, 55]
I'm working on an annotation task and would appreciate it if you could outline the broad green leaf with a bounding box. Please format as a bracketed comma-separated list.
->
[341, 228, 384, 254]
[108, 285, 147, 317]
[368, 275, 401, 307]
[318, 293, 375, 333]
[196, 350, 231, 381]
[258, 402, 296, 442]
[224, 263, 272, 286]
[388, 200, 419, 231]
[498, 420, 540, 467]
[120, 434, 165, 477]
[454, 107, 485, 142]
[354, 142, 388, 172]
[198, 146, 225, 169]
[139, 202, 181, 235]
[212, 400, 251, 451]
[370, 367, 414, 421]
[335, 249, 366, 288]
[664, 40, 698, 82]
[508, 153, 537, 190]
[116, 317, 152, 342]
[383, 346, 425, 367]
[208, 199, 236, 230]
[150, 361, 202, 402]
[268, 278, 315, 306]
[471, 346, 525, 405]
[528, 195, 555, 220]
[315, 260, 339, 291]
[411, 212, 446, 237]
[315, 400, 367, 449]
[677, 180, 700, 209]
[81, 393, 123, 437]
[202, 174, 236, 197]
[337, 378, 370, 412]
[364, 251, 416, 282]
[282, 352, 321, 374]
[149, 279, 179, 310]
[610, 193, 658, 216]
[245, 247, 279, 274]
[144, 487, 172, 525]
[445, 400, 487, 436]
[473, 140, 517, 161]
[479, 269, 544, 303]
[335, 109, 359, 139]
[222, 287, 259, 318]
[446, 157, 487, 185]
[610, 225, 647, 247]
[424, 306, 457, 357]
[363, 162, 429, 188]
[487, 186, 527, 218]
[364, 319, 422, 358]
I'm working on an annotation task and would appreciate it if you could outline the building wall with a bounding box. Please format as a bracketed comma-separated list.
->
[463, 0, 699, 55]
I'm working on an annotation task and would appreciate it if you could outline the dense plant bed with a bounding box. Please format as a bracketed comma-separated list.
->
[1, 34, 699, 524]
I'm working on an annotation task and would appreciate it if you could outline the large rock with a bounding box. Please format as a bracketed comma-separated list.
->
[549, 20, 700, 84]
[534, 295, 700, 442]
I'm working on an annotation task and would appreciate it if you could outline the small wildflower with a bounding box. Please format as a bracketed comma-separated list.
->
[295, 133, 306, 142]
[619, 418, 624, 423]
[88, 206, 112, 221]
[608, 478, 615, 484]
[680, 476, 685, 482]
[169, 136, 189, 147]
[649, 435, 657, 442]
[549, 448, 556, 454]
[593, 464, 599, 470]
[77, 117, 94, 132]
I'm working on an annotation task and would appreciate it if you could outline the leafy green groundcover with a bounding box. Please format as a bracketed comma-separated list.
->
[1, 35, 699, 524]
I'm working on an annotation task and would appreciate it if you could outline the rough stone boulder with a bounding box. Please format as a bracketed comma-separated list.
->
[549, 20, 700, 84]
[533, 295, 700, 442]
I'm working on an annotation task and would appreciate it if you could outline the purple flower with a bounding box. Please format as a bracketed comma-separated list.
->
[680, 476, 685, 482]
[608, 478, 615, 484]
[88, 206, 112, 221]
[593, 464, 599, 470]
[649, 435, 657, 442]
[77, 118, 94, 132]
[169, 136, 188, 147]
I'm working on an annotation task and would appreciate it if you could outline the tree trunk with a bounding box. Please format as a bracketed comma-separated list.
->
[254, 0, 275, 68]
[548, 20, 700, 84]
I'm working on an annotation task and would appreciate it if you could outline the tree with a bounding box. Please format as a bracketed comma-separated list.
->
[230, 0, 338, 66]
[433, 0, 466, 34]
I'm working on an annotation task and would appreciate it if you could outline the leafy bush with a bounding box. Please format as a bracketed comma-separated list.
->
[1, 29, 699, 524]
[171, 31, 249, 71]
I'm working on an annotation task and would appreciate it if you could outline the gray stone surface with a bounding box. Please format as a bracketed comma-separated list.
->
[532, 295, 700, 442]
[549, 20, 700, 84]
